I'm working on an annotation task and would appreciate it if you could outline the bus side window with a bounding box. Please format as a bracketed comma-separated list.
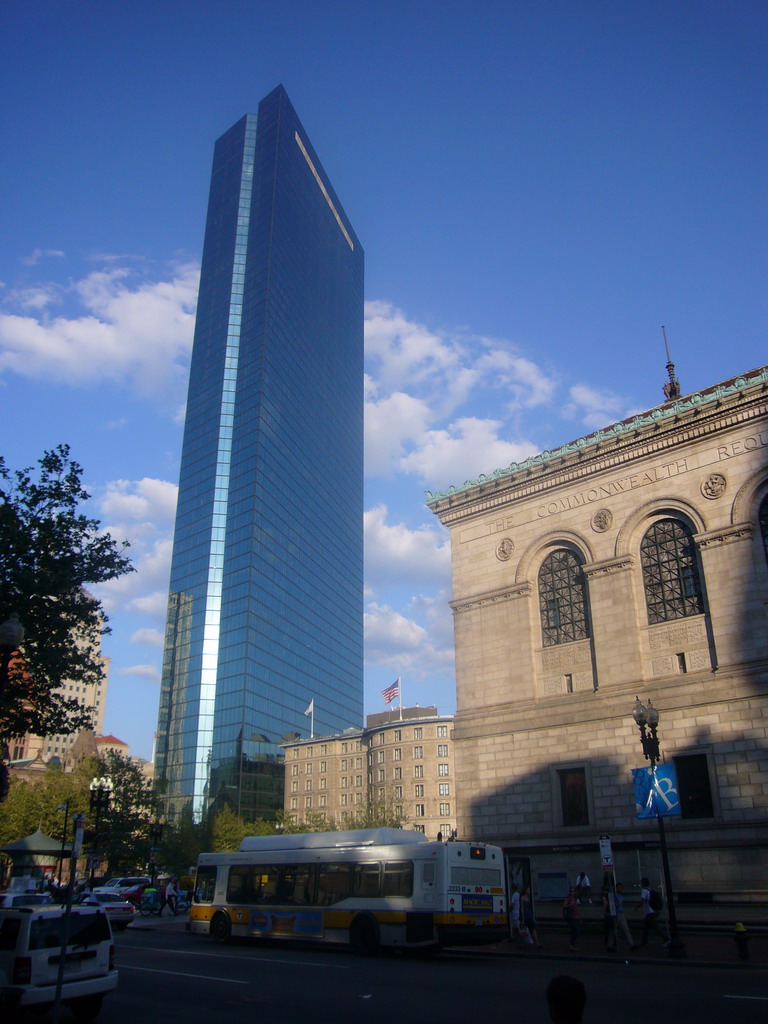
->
[383, 861, 413, 898]
[353, 862, 381, 899]
[422, 863, 435, 888]
[317, 863, 352, 906]
[195, 866, 217, 903]
[227, 865, 252, 904]
[255, 866, 280, 903]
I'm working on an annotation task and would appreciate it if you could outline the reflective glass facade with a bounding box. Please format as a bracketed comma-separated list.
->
[156, 86, 364, 821]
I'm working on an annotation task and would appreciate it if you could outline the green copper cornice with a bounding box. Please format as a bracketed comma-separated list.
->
[425, 365, 768, 506]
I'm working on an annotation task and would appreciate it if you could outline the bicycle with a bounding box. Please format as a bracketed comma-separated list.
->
[139, 894, 190, 916]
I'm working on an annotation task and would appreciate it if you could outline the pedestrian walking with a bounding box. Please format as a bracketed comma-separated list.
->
[160, 877, 179, 917]
[600, 881, 617, 951]
[509, 883, 521, 942]
[638, 876, 666, 945]
[562, 887, 581, 951]
[521, 885, 543, 948]
[574, 871, 591, 904]
[546, 974, 586, 1024]
[613, 883, 637, 951]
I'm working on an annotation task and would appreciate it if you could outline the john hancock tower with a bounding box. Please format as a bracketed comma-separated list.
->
[156, 86, 364, 822]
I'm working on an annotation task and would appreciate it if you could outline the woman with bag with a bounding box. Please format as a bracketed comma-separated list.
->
[562, 886, 581, 951]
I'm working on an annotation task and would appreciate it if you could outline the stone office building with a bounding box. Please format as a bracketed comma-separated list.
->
[283, 707, 456, 840]
[427, 364, 768, 898]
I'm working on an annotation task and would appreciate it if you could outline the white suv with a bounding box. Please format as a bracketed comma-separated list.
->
[0, 904, 118, 1020]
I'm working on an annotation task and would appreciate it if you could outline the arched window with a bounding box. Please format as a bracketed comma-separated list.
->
[538, 549, 590, 647]
[759, 493, 768, 567]
[640, 518, 703, 624]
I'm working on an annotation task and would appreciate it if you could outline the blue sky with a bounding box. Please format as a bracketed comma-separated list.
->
[1, 1, 765, 761]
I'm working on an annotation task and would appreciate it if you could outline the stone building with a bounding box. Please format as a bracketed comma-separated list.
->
[427, 364, 768, 898]
[283, 707, 456, 840]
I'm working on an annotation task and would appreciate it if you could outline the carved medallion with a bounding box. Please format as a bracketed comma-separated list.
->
[591, 508, 613, 533]
[496, 537, 515, 561]
[701, 473, 726, 499]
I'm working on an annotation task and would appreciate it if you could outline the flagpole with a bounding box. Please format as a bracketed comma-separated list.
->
[399, 676, 403, 720]
[311, 704, 314, 739]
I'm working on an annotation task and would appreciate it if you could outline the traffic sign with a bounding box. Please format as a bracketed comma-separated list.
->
[598, 833, 614, 870]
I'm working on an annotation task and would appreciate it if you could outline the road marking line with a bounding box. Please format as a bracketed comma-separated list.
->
[724, 996, 768, 1002]
[125, 945, 349, 969]
[121, 965, 248, 984]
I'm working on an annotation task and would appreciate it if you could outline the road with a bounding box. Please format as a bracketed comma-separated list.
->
[65, 928, 768, 1024]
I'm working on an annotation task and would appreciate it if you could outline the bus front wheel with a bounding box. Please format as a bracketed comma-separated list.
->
[211, 912, 231, 944]
[350, 915, 379, 956]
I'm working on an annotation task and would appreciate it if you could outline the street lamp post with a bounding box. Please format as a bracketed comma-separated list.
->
[0, 613, 24, 702]
[632, 697, 685, 959]
[88, 777, 113, 885]
[56, 802, 70, 891]
[149, 822, 164, 884]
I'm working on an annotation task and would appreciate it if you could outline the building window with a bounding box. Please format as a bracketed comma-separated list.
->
[355, 775, 362, 787]
[306, 762, 313, 774]
[355, 792, 362, 804]
[356, 757, 362, 768]
[319, 761, 326, 772]
[291, 781, 298, 793]
[437, 725, 448, 738]
[342, 743, 348, 753]
[319, 794, 327, 808]
[394, 730, 401, 741]
[413, 746, 423, 759]
[414, 728, 423, 739]
[342, 759, 348, 770]
[414, 765, 424, 778]
[340, 793, 348, 806]
[341, 776, 348, 788]
[414, 784, 424, 797]
[440, 824, 450, 835]
[305, 780, 312, 792]
[307, 747, 313, 757]
[291, 797, 298, 809]
[394, 786, 403, 799]
[319, 778, 326, 790]
[394, 748, 402, 761]
[292, 765, 299, 776]
[379, 733, 385, 745]
[437, 744, 448, 757]
[558, 766, 590, 827]
[673, 753, 714, 818]
[415, 804, 425, 817]
[378, 769, 385, 782]
[439, 783, 450, 796]
[305, 796, 312, 809]
[760, 493, 768, 565]
[414, 824, 425, 834]
[378, 751, 385, 763]
[538, 548, 590, 647]
[440, 802, 450, 815]
[640, 518, 704, 623]
[320, 744, 327, 755]
[394, 767, 402, 780]
[438, 764, 449, 777]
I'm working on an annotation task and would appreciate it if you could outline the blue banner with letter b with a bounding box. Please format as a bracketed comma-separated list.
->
[632, 764, 681, 819]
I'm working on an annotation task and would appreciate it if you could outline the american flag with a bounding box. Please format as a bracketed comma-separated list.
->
[381, 679, 400, 704]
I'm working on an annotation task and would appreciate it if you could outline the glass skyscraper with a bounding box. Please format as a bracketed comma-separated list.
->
[155, 86, 364, 822]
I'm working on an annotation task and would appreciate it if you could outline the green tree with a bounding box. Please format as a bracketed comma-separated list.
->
[96, 751, 157, 875]
[0, 445, 134, 744]
[156, 805, 209, 877]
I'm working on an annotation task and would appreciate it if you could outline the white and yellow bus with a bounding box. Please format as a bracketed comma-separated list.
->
[190, 827, 507, 952]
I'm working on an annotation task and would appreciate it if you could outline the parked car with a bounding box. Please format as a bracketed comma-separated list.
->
[0, 903, 117, 1019]
[73, 892, 137, 930]
[0, 893, 54, 909]
[91, 876, 150, 898]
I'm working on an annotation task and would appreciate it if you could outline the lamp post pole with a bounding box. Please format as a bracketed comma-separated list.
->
[632, 697, 685, 959]
[88, 777, 113, 885]
[56, 802, 69, 892]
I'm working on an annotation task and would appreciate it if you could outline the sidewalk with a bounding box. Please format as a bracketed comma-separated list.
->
[471, 901, 767, 968]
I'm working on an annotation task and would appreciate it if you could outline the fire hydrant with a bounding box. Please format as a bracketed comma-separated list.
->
[733, 922, 750, 962]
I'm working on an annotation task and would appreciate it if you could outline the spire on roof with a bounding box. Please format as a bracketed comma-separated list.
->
[661, 325, 681, 401]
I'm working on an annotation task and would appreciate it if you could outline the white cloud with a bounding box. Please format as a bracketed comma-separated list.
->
[117, 663, 161, 682]
[100, 478, 178, 529]
[0, 263, 198, 404]
[364, 386, 432, 476]
[364, 601, 454, 676]
[399, 416, 540, 488]
[562, 383, 631, 430]
[130, 628, 164, 648]
[364, 505, 450, 589]
[22, 248, 65, 266]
